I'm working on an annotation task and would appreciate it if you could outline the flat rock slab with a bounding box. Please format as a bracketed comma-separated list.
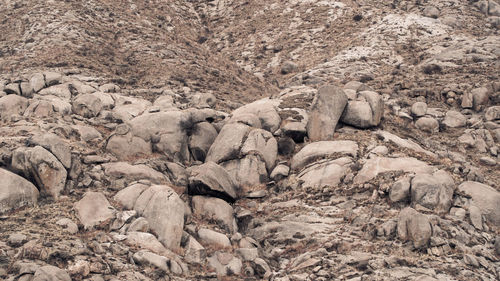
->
[0, 168, 39, 213]
[74, 192, 114, 230]
[354, 157, 434, 184]
[291, 140, 358, 171]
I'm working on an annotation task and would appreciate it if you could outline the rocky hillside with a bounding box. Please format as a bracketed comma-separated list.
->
[0, 0, 499, 281]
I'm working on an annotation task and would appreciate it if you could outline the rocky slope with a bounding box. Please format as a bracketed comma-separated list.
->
[0, 0, 499, 281]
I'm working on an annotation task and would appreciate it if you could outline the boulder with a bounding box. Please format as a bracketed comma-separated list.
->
[44, 72, 63, 86]
[74, 192, 114, 229]
[20, 82, 34, 99]
[32, 265, 71, 281]
[411, 102, 427, 117]
[184, 236, 206, 264]
[206, 123, 251, 164]
[353, 157, 434, 184]
[106, 133, 152, 161]
[30, 73, 46, 93]
[415, 117, 439, 133]
[3, 83, 20, 95]
[24, 100, 55, 118]
[221, 155, 268, 194]
[29, 133, 72, 169]
[134, 185, 185, 250]
[485, 106, 500, 121]
[397, 207, 432, 249]
[35, 95, 72, 115]
[72, 125, 102, 142]
[291, 140, 358, 171]
[231, 99, 281, 132]
[306, 85, 348, 141]
[442, 110, 466, 128]
[198, 228, 231, 248]
[39, 83, 71, 100]
[126, 231, 168, 255]
[0, 94, 29, 121]
[208, 252, 243, 276]
[411, 170, 455, 213]
[270, 164, 290, 181]
[457, 181, 500, 227]
[281, 61, 298, 74]
[114, 183, 149, 209]
[189, 122, 218, 161]
[129, 111, 190, 162]
[281, 121, 307, 143]
[462, 87, 489, 111]
[11, 146, 67, 198]
[188, 162, 238, 202]
[389, 177, 411, 203]
[341, 91, 384, 128]
[0, 168, 39, 213]
[192, 196, 238, 233]
[240, 129, 277, 171]
[423, 6, 440, 18]
[72, 93, 103, 117]
[133, 250, 184, 275]
[112, 95, 152, 121]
